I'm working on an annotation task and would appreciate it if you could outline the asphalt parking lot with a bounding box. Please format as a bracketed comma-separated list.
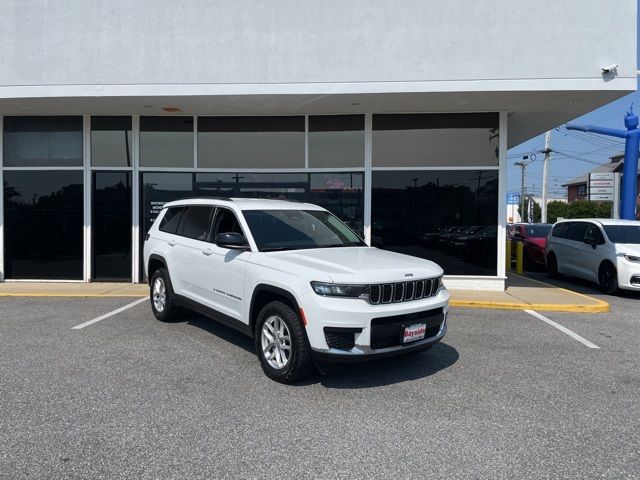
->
[1, 290, 639, 479]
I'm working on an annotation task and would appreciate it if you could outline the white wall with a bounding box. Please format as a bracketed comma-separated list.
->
[0, 0, 636, 89]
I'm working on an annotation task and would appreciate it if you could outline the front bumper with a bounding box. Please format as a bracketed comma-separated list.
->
[617, 260, 640, 291]
[301, 287, 450, 361]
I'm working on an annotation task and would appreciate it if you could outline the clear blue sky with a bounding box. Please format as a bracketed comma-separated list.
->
[507, 13, 640, 199]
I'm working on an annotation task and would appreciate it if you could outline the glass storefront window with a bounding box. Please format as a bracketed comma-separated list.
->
[3, 116, 83, 167]
[309, 172, 364, 237]
[93, 172, 132, 281]
[140, 116, 194, 168]
[371, 170, 498, 275]
[141, 172, 194, 236]
[91, 116, 132, 167]
[3, 171, 84, 279]
[195, 172, 309, 200]
[308, 115, 364, 168]
[372, 113, 499, 167]
[198, 116, 305, 168]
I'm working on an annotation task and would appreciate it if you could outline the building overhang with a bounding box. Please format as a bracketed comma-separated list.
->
[0, 78, 635, 148]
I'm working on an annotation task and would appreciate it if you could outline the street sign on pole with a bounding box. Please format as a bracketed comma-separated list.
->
[507, 192, 520, 205]
[589, 172, 614, 201]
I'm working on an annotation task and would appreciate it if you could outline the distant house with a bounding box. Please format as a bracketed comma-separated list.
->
[562, 153, 640, 203]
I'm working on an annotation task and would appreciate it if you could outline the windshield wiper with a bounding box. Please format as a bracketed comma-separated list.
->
[261, 246, 302, 252]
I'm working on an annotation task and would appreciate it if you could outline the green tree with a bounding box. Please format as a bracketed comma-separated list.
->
[565, 200, 612, 219]
[547, 201, 569, 223]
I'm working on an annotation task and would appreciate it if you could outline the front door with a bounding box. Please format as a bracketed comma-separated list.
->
[202, 207, 250, 322]
[92, 171, 132, 281]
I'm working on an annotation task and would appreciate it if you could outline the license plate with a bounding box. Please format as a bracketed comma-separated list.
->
[402, 323, 427, 343]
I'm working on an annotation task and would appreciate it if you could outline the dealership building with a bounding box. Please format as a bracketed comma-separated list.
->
[0, 1, 636, 290]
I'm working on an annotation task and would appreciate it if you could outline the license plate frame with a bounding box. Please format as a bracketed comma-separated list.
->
[401, 323, 427, 344]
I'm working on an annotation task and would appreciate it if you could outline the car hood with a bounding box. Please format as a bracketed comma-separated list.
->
[263, 247, 443, 283]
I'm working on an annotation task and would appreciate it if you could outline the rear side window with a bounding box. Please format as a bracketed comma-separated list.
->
[180, 206, 214, 241]
[159, 207, 186, 234]
[566, 222, 589, 242]
[552, 223, 569, 239]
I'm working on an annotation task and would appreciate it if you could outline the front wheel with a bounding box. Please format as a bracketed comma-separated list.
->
[255, 301, 314, 383]
[598, 262, 619, 295]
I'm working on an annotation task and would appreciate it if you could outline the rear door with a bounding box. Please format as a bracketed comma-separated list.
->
[562, 222, 589, 278]
[171, 205, 216, 302]
[576, 223, 606, 281]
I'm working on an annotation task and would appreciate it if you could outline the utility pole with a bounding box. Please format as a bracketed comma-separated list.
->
[541, 131, 552, 223]
[514, 159, 528, 222]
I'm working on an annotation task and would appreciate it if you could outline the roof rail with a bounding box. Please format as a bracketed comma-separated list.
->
[199, 196, 233, 201]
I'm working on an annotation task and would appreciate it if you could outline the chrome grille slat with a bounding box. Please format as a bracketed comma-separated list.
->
[366, 277, 440, 305]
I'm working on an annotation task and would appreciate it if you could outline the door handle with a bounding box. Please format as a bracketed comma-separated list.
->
[202, 248, 213, 256]
[168, 240, 176, 247]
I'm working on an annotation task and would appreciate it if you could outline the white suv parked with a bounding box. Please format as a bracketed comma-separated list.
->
[545, 218, 640, 294]
[143, 198, 449, 382]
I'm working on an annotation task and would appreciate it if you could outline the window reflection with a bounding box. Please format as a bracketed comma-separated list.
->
[91, 116, 132, 167]
[3, 171, 84, 279]
[198, 116, 305, 168]
[3, 116, 83, 167]
[93, 172, 132, 281]
[308, 115, 364, 168]
[309, 173, 364, 237]
[372, 113, 499, 167]
[140, 116, 194, 168]
[372, 170, 498, 275]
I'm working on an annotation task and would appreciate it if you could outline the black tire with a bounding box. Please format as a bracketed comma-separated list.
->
[598, 261, 619, 295]
[254, 301, 314, 383]
[149, 268, 180, 322]
[546, 252, 560, 279]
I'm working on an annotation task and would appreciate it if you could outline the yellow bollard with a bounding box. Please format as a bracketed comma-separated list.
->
[516, 241, 524, 274]
[505, 240, 512, 271]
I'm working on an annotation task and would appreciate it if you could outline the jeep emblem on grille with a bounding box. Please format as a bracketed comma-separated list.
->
[404, 273, 414, 277]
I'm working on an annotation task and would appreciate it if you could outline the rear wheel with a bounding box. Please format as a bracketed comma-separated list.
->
[546, 252, 560, 279]
[150, 268, 180, 322]
[255, 301, 314, 383]
[598, 261, 619, 295]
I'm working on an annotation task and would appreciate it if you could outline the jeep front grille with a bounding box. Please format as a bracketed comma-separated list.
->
[368, 277, 441, 305]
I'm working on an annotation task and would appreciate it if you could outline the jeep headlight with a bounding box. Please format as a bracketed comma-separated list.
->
[310, 282, 368, 298]
[624, 255, 640, 263]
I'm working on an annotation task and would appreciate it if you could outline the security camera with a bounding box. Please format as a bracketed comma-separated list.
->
[602, 64, 619, 74]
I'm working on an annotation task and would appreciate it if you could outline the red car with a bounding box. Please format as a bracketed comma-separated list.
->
[507, 223, 553, 270]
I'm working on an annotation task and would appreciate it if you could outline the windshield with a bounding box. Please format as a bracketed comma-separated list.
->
[242, 209, 366, 252]
[524, 225, 552, 238]
[603, 225, 640, 244]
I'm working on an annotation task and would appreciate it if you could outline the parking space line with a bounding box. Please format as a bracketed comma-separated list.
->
[524, 309, 600, 349]
[71, 298, 147, 330]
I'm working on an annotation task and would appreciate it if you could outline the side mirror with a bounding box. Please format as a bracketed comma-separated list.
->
[215, 232, 249, 250]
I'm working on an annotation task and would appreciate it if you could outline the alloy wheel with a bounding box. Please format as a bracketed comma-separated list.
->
[152, 277, 166, 312]
[261, 315, 292, 369]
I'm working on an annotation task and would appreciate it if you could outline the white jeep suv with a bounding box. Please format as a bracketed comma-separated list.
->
[143, 198, 449, 383]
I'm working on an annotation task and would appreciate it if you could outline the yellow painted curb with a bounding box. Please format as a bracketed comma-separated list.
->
[450, 299, 609, 313]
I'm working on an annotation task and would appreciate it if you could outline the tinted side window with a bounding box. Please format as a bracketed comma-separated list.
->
[552, 223, 569, 239]
[213, 209, 243, 236]
[566, 222, 588, 242]
[180, 206, 214, 241]
[585, 224, 605, 245]
[159, 207, 186, 234]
